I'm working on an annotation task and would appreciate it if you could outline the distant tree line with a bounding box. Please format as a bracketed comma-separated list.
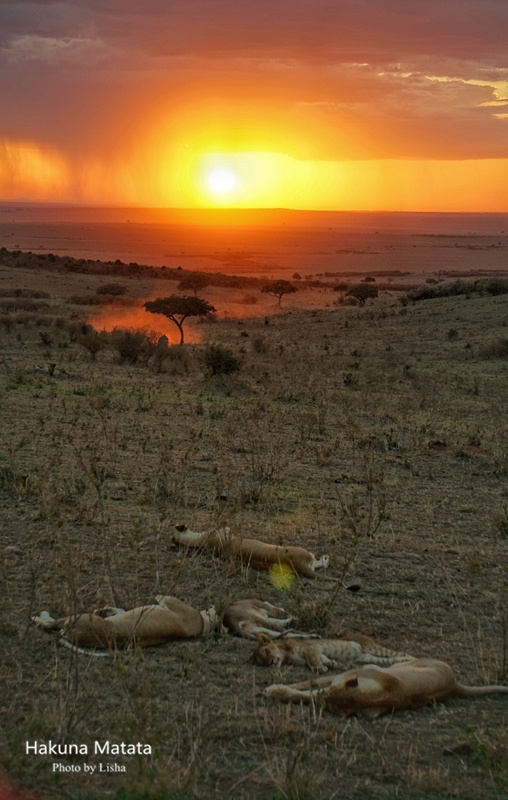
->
[0, 247, 333, 291]
[404, 278, 508, 303]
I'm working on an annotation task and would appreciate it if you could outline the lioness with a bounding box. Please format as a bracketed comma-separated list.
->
[251, 632, 414, 670]
[265, 658, 508, 717]
[33, 596, 217, 653]
[174, 525, 329, 578]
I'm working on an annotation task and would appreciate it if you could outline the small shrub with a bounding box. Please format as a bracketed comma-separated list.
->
[252, 336, 268, 353]
[151, 343, 191, 374]
[479, 338, 508, 359]
[0, 462, 28, 496]
[341, 295, 360, 306]
[77, 326, 108, 359]
[109, 328, 158, 364]
[0, 314, 14, 331]
[343, 372, 358, 387]
[67, 294, 103, 306]
[38, 330, 53, 347]
[494, 507, 508, 537]
[447, 329, 459, 340]
[96, 282, 127, 297]
[202, 344, 240, 376]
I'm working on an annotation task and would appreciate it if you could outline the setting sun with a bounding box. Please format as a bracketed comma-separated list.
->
[1, 1, 507, 213]
[207, 165, 237, 194]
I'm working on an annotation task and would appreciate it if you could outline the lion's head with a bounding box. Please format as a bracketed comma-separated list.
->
[250, 634, 283, 666]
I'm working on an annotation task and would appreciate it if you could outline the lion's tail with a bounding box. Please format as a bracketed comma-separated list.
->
[455, 683, 508, 697]
[59, 638, 110, 658]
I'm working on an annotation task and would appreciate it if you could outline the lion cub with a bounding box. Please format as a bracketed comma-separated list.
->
[223, 598, 318, 640]
[251, 632, 414, 671]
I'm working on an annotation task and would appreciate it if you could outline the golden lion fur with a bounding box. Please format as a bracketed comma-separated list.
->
[173, 525, 329, 578]
[33, 595, 217, 653]
[265, 658, 508, 717]
[222, 598, 317, 640]
[251, 632, 414, 670]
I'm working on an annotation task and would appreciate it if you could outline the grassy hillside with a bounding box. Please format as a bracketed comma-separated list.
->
[0, 258, 507, 799]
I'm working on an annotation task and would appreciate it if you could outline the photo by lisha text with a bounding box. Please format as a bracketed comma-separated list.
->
[53, 763, 126, 774]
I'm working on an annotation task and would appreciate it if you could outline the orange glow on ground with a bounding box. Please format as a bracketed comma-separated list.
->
[88, 306, 203, 345]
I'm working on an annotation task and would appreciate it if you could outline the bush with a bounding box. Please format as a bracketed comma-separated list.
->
[478, 278, 508, 296]
[0, 298, 50, 312]
[96, 282, 127, 297]
[67, 294, 103, 306]
[478, 338, 508, 359]
[0, 288, 50, 299]
[202, 344, 240, 376]
[405, 280, 469, 303]
[405, 278, 508, 304]
[252, 336, 268, 353]
[77, 326, 108, 359]
[151, 344, 191, 375]
[335, 295, 359, 306]
[108, 328, 158, 364]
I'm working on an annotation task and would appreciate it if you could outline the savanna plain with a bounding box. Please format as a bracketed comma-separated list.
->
[0, 222, 508, 800]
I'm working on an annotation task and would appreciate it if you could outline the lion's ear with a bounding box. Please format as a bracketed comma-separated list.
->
[345, 677, 359, 689]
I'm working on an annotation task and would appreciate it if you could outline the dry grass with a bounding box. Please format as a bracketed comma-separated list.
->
[0, 257, 507, 800]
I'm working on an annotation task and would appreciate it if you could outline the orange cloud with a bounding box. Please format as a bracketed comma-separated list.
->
[1, 2, 508, 211]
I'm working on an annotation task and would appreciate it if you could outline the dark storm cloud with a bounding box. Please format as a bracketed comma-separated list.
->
[2, 0, 507, 64]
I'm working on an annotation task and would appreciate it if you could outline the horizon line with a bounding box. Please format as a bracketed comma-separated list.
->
[1, 201, 507, 216]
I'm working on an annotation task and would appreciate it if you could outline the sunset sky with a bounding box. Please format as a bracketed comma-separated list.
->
[1, 0, 507, 211]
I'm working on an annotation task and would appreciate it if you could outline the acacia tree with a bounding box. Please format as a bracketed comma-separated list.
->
[261, 279, 297, 307]
[144, 295, 216, 345]
[346, 284, 379, 306]
[177, 273, 211, 296]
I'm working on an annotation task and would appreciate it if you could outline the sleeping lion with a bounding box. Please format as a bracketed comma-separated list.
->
[251, 632, 414, 671]
[222, 598, 317, 640]
[265, 658, 508, 717]
[173, 524, 329, 578]
[33, 595, 217, 654]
